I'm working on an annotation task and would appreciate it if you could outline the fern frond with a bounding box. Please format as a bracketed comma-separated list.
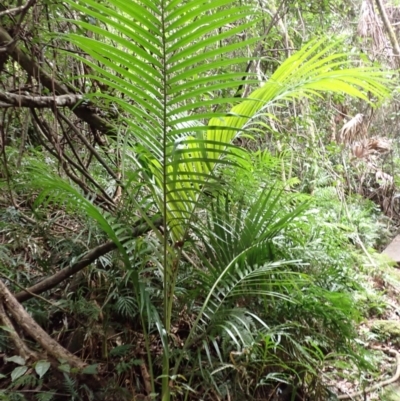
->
[63, 373, 79, 398]
[35, 391, 57, 401]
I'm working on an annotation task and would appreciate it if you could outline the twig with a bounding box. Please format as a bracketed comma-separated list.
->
[57, 110, 119, 181]
[0, 1, 34, 17]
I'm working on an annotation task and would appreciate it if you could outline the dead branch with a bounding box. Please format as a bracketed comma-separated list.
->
[0, 302, 39, 362]
[0, 0, 35, 17]
[30, 109, 115, 208]
[0, 26, 115, 136]
[57, 110, 119, 181]
[0, 91, 84, 108]
[0, 280, 86, 369]
[15, 241, 117, 303]
[338, 347, 400, 399]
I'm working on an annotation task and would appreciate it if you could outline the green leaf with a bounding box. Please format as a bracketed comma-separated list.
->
[11, 366, 28, 382]
[58, 364, 71, 373]
[0, 326, 15, 333]
[82, 364, 99, 375]
[5, 355, 26, 365]
[35, 360, 51, 378]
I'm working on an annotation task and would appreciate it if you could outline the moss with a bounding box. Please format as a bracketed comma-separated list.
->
[371, 320, 400, 339]
[385, 268, 400, 291]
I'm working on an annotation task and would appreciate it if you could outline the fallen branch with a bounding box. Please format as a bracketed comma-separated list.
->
[0, 280, 86, 370]
[15, 241, 116, 303]
[0, 302, 39, 362]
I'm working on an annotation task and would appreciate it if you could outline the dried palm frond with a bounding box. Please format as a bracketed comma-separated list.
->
[352, 141, 369, 159]
[352, 135, 395, 216]
[367, 137, 391, 153]
[357, 0, 386, 55]
[376, 170, 395, 214]
[352, 137, 392, 159]
[337, 114, 366, 144]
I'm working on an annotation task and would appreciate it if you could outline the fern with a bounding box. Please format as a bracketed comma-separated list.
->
[115, 359, 142, 376]
[109, 344, 133, 358]
[1, 392, 26, 401]
[63, 373, 80, 400]
[35, 391, 56, 401]
[9, 374, 38, 390]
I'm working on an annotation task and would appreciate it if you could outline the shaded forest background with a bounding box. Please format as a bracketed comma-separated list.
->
[1, 0, 400, 400]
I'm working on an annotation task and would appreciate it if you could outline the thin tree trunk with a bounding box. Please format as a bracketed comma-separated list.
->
[374, 0, 400, 67]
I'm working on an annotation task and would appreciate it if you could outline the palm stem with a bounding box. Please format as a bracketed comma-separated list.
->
[161, 0, 171, 399]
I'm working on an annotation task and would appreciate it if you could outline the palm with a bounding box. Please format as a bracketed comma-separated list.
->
[30, 0, 390, 399]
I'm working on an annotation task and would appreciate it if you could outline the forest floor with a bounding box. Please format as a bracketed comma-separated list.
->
[327, 237, 400, 401]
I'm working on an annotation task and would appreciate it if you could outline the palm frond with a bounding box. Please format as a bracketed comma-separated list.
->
[64, 2, 390, 242]
[208, 38, 390, 149]
[27, 163, 126, 250]
[196, 189, 308, 269]
[65, 0, 262, 241]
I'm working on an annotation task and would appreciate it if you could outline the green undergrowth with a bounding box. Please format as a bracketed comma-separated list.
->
[0, 142, 396, 400]
[0, 130, 396, 401]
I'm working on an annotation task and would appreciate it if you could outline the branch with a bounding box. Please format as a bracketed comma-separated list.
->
[0, 26, 115, 135]
[0, 91, 84, 108]
[30, 109, 115, 209]
[15, 217, 163, 302]
[15, 241, 116, 303]
[57, 110, 119, 181]
[0, 279, 86, 369]
[338, 347, 400, 399]
[0, 302, 39, 362]
[0, 0, 35, 17]
[0, 101, 19, 107]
